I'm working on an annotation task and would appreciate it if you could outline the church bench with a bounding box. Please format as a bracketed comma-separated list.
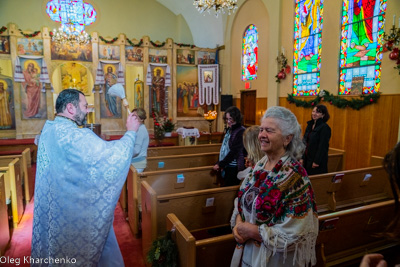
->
[0, 173, 10, 256]
[127, 165, 218, 236]
[166, 213, 236, 267]
[167, 200, 399, 267]
[0, 148, 34, 203]
[0, 139, 37, 163]
[327, 148, 345, 172]
[310, 165, 392, 213]
[147, 143, 221, 157]
[370, 155, 384, 167]
[141, 181, 239, 262]
[0, 158, 24, 228]
[316, 199, 399, 267]
[145, 152, 219, 172]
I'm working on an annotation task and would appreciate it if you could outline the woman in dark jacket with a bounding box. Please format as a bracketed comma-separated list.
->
[301, 104, 331, 175]
[213, 106, 247, 186]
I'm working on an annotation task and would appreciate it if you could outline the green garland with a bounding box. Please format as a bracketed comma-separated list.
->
[174, 42, 196, 48]
[0, 26, 7, 34]
[147, 231, 178, 267]
[19, 29, 41, 38]
[287, 90, 381, 110]
[150, 40, 166, 48]
[99, 36, 118, 44]
[126, 38, 143, 47]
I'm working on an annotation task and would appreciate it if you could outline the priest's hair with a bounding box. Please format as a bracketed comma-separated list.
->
[56, 89, 84, 113]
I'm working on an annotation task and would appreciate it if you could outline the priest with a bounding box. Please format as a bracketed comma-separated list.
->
[31, 89, 140, 266]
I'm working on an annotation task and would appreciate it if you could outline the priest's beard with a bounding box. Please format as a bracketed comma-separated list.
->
[73, 107, 87, 126]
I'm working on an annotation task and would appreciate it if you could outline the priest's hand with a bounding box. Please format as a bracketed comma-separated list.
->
[126, 113, 140, 132]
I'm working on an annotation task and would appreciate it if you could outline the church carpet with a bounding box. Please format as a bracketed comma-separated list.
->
[3, 198, 145, 267]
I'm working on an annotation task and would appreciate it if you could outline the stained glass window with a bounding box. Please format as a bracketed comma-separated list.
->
[293, 0, 324, 96]
[46, 0, 97, 33]
[339, 0, 386, 95]
[242, 25, 258, 81]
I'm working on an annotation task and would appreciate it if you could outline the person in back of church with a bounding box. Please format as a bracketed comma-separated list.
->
[301, 104, 331, 175]
[360, 141, 400, 267]
[237, 125, 265, 181]
[230, 106, 318, 267]
[31, 89, 140, 266]
[131, 108, 149, 173]
[212, 106, 247, 186]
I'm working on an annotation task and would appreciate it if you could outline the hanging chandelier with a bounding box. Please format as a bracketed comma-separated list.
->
[193, 0, 238, 17]
[51, 25, 91, 46]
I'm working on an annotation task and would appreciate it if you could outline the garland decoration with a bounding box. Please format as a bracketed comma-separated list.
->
[150, 40, 166, 48]
[99, 36, 118, 44]
[174, 42, 196, 48]
[0, 26, 7, 35]
[147, 231, 178, 267]
[19, 29, 41, 38]
[126, 38, 143, 47]
[287, 90, 381, 110]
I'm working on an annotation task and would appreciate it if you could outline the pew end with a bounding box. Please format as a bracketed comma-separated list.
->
[0, 158, 24, 228]
[167, 213, 236, 267]
[0, 173, 10, 256]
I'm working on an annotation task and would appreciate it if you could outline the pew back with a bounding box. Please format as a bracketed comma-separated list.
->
[0, 173, 10, 256]
[141, 181, 239, 262]
[145, 152, 219, 172]
[311, 166, 392, 213]
[0, 158, 24, 228]
[128, 165, 219, 235]
[317, 200, 398, 266]
[147, 143, 221, 157]
[0, 148, 33, 202]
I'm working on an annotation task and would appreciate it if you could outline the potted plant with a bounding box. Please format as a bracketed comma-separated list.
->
[161, 117, 175, 137]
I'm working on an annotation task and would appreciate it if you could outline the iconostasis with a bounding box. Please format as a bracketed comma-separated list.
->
[0, 24, 218, 138]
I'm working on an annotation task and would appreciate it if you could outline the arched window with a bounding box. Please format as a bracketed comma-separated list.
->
[339, 0, 386, 95]
[242, 25, 258, 81]
[293, 0, 324, 96]
[46, 0, 97, 32]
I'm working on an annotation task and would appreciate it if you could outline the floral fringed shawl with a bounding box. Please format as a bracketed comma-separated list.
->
[230, 155, 318, 267]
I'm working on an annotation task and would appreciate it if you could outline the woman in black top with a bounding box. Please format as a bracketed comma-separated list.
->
[301, 104, 331, 175]
[213, 106, 247, 186]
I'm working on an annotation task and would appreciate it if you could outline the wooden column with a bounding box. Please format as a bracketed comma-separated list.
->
[45, 83, 54, 120]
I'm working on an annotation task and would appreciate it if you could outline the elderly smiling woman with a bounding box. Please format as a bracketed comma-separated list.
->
[230, 106, 318, 267]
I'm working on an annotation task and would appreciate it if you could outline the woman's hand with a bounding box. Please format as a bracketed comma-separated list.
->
[312, 162, 319, 168]
[212, 164, 220, 171]
[234, 221, 262, 243]
[360, 254, 387, 267]
[299, 159, 304, 165]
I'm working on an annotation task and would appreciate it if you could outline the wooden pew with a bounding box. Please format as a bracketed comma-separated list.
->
[0, 173, 10, 256]
[0, 138, 37, 163]
[370, 155, 384, 167]
[166, 213, 236, 267]
[311, 165, 392, 213]
[147, 143, 221, 157]
[0, 158, 24, 228]
[327, 148, 345, 172]
[128, 165, 218, 236]
[316, 200, 399, 267]
[141, 181, 239, 262]
[0, 148, 33, 203]
[167, 200, 399, 267]
[145, 152, 220, 172]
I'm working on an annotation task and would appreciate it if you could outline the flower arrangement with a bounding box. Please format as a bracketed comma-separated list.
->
[161, 117, 176, 133]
